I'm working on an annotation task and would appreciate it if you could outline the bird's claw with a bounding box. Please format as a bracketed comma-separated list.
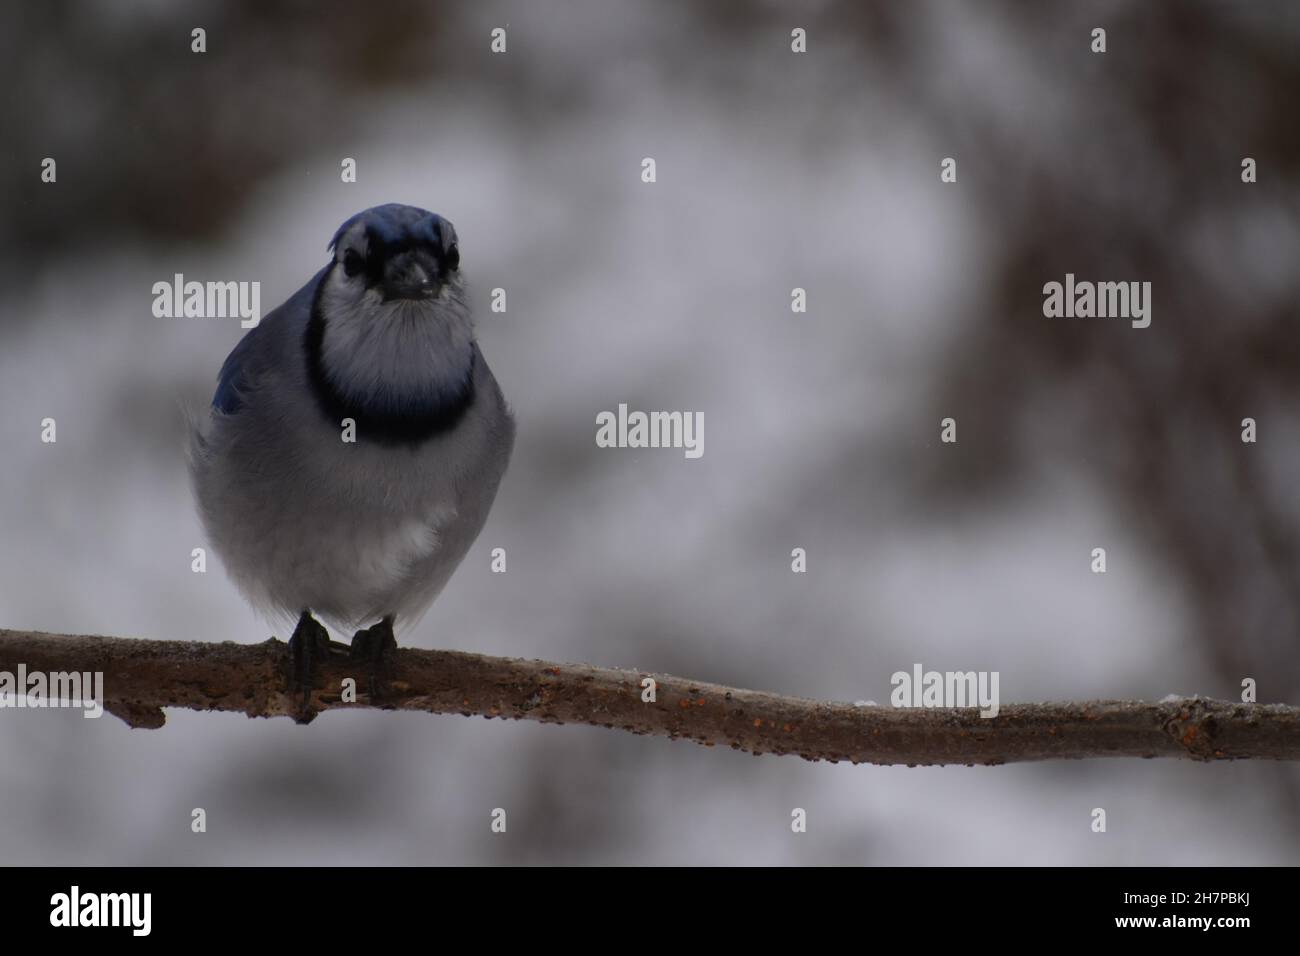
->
[286, 610, 331, 723]
[350, 615, 397, 702]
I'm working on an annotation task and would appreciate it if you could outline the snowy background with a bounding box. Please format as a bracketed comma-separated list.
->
[2, 0, 1299, 864]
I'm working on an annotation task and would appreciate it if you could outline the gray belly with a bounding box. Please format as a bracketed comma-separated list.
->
[192, 391, 512, 632]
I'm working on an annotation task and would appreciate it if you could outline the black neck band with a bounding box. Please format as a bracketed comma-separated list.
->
[303, 268, 476, 446]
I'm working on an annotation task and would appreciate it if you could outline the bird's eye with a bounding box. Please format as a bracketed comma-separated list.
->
[342, 248, 363, 277]
[444, 243, 460, 272]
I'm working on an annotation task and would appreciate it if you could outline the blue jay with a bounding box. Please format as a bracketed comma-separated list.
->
[189, 204, 514, 713]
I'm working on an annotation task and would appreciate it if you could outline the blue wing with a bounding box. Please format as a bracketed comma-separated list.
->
[212, 332, 257, 414]
[209, 266, 327, 415]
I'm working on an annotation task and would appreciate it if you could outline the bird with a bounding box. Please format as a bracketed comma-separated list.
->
[189, 204, 515, 715]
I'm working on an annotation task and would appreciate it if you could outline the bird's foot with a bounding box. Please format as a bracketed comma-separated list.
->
[287, 610, 331, 723]
[350, 615, 397, 702]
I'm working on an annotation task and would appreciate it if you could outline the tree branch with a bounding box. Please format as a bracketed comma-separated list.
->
[1, 628, 1297, 765]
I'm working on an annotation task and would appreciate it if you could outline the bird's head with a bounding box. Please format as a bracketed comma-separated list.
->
[326, 203, 464, 306]
[306, 204, 477, 438]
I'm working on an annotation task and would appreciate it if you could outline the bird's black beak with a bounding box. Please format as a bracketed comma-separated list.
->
[380, 249, 442, 301]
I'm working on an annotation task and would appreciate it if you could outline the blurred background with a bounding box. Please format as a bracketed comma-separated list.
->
[2, 0, 1299, 864]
